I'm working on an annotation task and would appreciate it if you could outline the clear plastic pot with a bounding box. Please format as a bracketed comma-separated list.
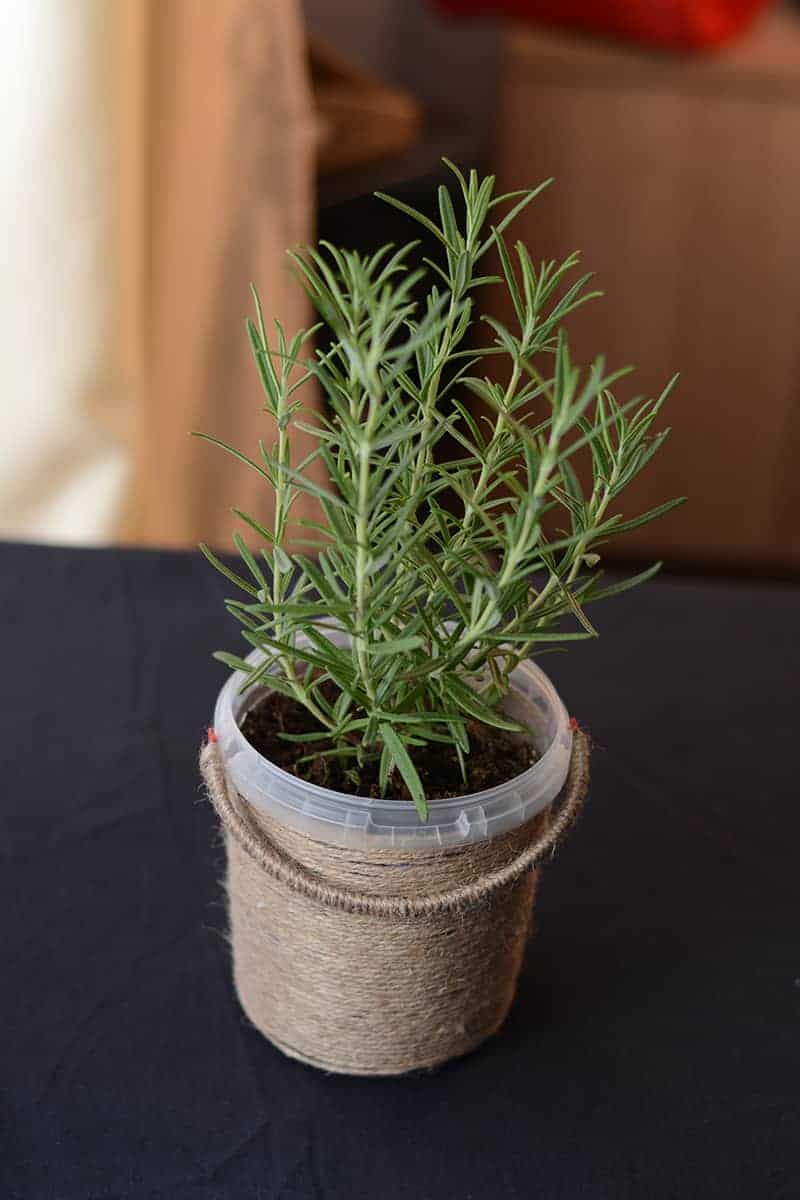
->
[213, 630, 572, 850]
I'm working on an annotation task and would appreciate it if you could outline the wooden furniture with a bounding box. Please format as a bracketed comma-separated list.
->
[493, 10, 800, 569]
[311, 38, 420, 175]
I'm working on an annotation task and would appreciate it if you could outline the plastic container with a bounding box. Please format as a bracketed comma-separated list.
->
[214, 629, 572, 849]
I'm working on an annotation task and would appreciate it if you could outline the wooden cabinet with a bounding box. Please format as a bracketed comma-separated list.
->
[493, 11, 800, 569]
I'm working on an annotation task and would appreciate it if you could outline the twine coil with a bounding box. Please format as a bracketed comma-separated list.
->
[201, 731, 589, 1075]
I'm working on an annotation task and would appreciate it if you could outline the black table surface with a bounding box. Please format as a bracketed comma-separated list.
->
[2, 542, 798, 1200]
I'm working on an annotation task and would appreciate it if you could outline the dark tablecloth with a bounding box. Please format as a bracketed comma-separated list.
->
[2, 542, 798, 1199]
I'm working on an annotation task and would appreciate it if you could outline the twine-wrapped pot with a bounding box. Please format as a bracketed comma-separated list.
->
[201, 644, 589, 1076]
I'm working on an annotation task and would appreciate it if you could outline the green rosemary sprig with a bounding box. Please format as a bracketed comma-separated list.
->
[196, 163, 684, 817]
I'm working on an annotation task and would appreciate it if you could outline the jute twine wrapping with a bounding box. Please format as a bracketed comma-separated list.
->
[200, 731, 589, 1076]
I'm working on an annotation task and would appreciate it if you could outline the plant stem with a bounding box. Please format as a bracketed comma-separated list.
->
[272, 352, 336, 732]
[461, 360, 521, 543]
[505, 454, 621, 669]
[407, 287, 462, 500]
[354, 405, 378, 706]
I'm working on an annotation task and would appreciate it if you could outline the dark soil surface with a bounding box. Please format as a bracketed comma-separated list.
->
[240, 690, 536, 802]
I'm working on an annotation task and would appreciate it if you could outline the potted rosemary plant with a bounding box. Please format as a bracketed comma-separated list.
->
[199, 164, 682, 1075]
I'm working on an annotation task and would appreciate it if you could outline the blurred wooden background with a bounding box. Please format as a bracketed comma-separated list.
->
[3, 0, 798, 571]
[492, 10, 800, 569]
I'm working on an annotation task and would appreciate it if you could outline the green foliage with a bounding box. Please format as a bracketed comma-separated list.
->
[196, 163, 684, 817]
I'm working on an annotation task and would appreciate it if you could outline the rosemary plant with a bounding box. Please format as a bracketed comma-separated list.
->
[197, 163, 683, 817]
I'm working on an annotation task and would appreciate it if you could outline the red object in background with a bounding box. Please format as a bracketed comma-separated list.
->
[435, 0, 772, 51]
